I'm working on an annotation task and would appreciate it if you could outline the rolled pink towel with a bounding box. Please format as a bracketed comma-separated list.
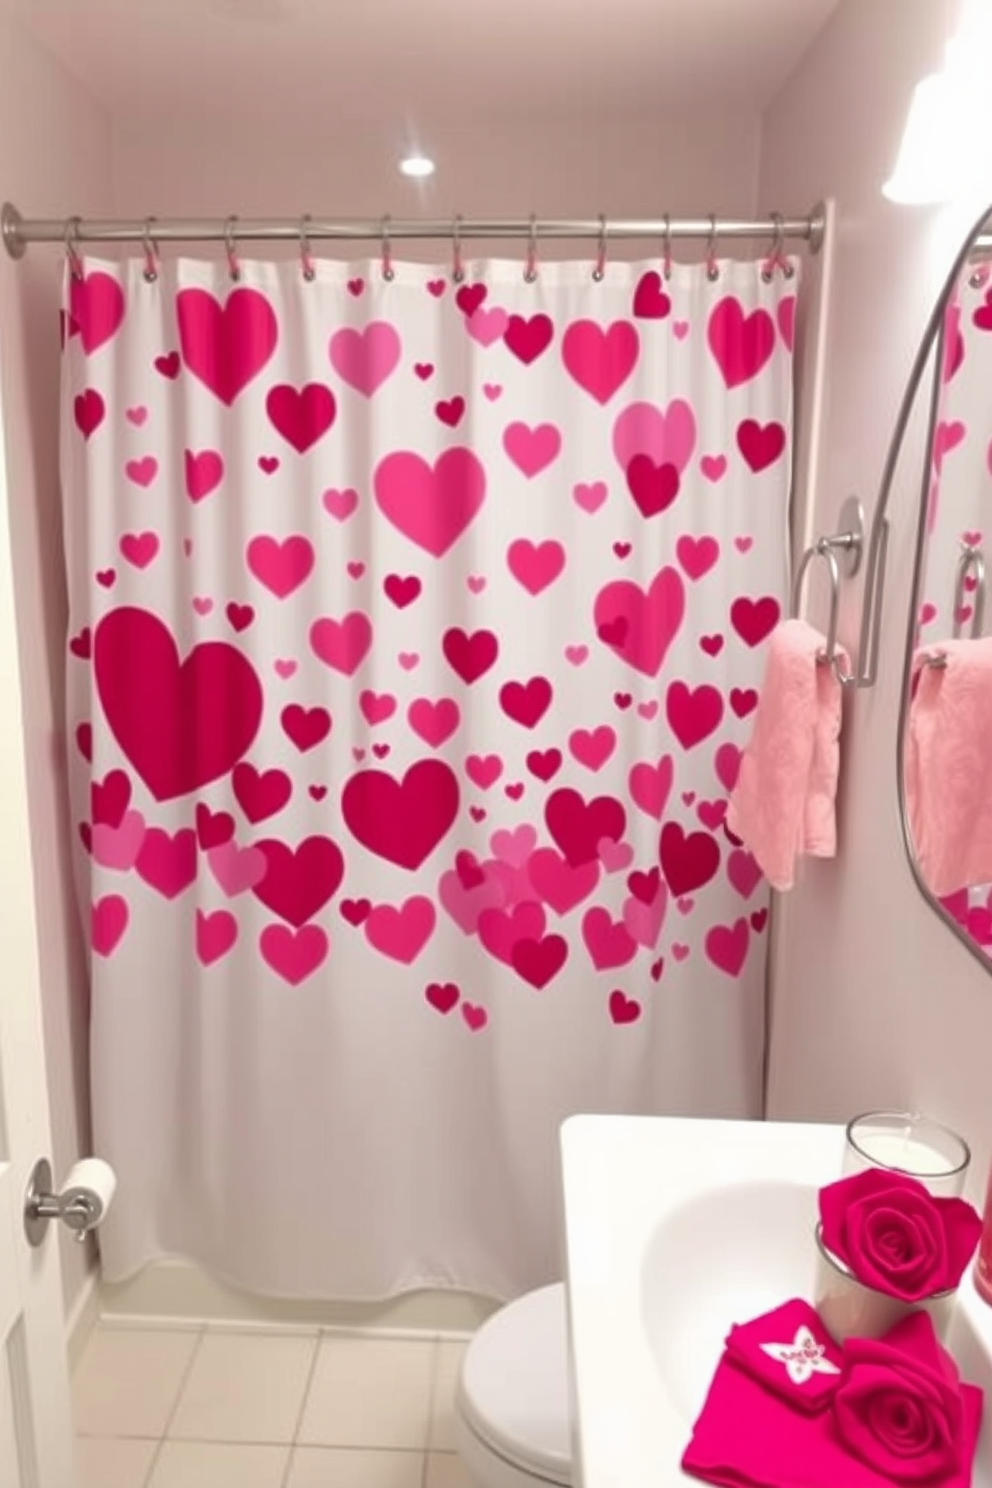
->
[905, 638, 992, 898]
[727, 619, 846, 891]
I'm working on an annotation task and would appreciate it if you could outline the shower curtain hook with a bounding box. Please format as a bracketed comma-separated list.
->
[662, 213, 673, 281]
[224, 217, 241, 282]
[762, 212, 787, 282]
[592, 214, 607, 282]
[299, 214, 316, 282]
[524, 214, 539, 283]
[380, 215, 395, 282]
[706, 214, 720, 281]
[141, 217, 159, 283]
[451, 215, 465, 284]
[63, 216, 83, 281]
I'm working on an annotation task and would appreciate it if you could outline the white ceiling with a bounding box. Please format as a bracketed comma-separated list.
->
[6, 0, 843, 129]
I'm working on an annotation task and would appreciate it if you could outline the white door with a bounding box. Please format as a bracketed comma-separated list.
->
[0, 392, 76, 1482]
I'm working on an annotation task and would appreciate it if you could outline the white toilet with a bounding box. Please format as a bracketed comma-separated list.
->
[455, 1283, 572, 1488]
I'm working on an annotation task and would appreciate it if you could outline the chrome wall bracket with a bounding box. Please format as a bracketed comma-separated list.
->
[23, 1157, 104, 1248]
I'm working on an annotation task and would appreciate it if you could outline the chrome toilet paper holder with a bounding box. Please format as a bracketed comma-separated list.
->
[23, 1157, 106, 1247]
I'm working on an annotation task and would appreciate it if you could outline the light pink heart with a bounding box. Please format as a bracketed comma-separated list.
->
[569, 726, 616, 772]
[438, 867, 508, 935]
[598, 837, 634, 872]
[274, 659, 297, 679]
[310, 612, 373, 675]
[398, 651, 420, 670]
[483, 382, 503, 401]
[329, 321, 401, 396]
[193, 597, 213, 616]
[612, 398, 697, 475]
[374, 448, 486, 557]
[467, 575, 487, 594]
[246, 534, 315, 599]
[507, 538, 566, 595]
[408, 696, 460, 748]
[637, 701, 659, 721]
[700, 454, 727, 483]
[364, 896, 436, 963]
[207, 841, 268, 897]
[622, 889, 667, 949]
[528, 848, 599, 916]
[120, 531, 159, 569]
[727, 848, 763, 899]
[629, 754, 674, 819]
[503, 421, 562, 478]
[565, 644, 589, 665]
[125, 405, 148, 426]
[125, 456, 158, 488]
[581, 906, 638, 969]
[676, 535, 720, 581]
[467, 307, 509, 346]
[322, 487, 359, 522]
[92, 809, 146, 871]
[260, 923, 329, 985]
[573, 480, 608, 513]
[490, 824, 538, 869]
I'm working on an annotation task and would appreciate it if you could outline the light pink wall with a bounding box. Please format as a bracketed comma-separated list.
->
[0, 11, 114, 1313]
[110, 111, 763, 255]
[758, 0, 992, 1192]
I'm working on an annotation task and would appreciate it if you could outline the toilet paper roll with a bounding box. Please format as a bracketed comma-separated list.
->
[61, 1158, 117, 1225]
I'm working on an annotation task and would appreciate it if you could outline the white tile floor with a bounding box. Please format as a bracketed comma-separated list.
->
[73, 1323, 474, 1488]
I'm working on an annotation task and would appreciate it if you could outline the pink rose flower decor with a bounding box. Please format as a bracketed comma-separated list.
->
[819, 1168, 982, 1302]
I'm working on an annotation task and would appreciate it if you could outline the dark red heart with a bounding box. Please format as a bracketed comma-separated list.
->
[226, 602, 255, 633]
[341, 759, 460, 870]
[154, 351, 181, 379]
[253, 836, 345, 926]
[499, 677, 553, 729]
[91, 769, 131, 829]
[504, 313, 554, 364]
[443, 626, 499, 684]
[526, 748, 562, 782]
[340, 897, 372, 926]
[196, 802, 235, 850]
[281, 704, 331, 752]
[456, 284, 487, 317]
[384, 574, 422, 609]
[628, 867, 660, 904]
[659, 821, 720, 897]
[626, 456, 680, 518]
[633, 270, 672, 320]
[546, 787, 626, 867]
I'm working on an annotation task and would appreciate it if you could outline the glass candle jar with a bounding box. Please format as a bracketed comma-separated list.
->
[843, 1111, 970, 1197]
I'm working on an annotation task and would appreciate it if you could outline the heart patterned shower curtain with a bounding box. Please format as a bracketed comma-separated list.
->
[62, 249, 795, 1297]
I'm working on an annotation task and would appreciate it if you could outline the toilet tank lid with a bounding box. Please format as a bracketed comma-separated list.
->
[458, 1283, 571, 1484]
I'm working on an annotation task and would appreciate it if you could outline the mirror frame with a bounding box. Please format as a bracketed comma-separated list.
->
[892, 201, 992, 969]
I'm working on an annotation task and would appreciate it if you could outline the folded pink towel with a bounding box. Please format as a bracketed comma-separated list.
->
[905, 638, 992, 898]
[682, 1304, 983, 1488]
[726, 619, 845, 891]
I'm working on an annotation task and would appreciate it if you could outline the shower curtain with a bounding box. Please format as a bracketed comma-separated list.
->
[61, 249, 796, 1296]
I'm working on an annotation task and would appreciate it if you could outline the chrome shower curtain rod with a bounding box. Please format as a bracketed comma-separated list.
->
[0, 202, 825, 257]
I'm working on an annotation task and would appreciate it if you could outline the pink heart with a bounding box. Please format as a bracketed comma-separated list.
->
[258, 455, 280, 475]
[70, 272, 125, 355]
[562, 319, 639, 404]
[310, 612, 373, 675]
[932, 419, 965, 474]
[177, 286, 278, 404]
[74, 388, 105, 440]
[125, 456, 158, 488]
[707, 298, 775, 388]
[408, 696, 460, 748]
[92, 809, 146, 871]
[672, 942, 690, 962]
[629, 754, 674, 819]
[573, 480, 608, 513]
[136, 826, 197, 899]
[483, 382, 503, 401]
[705, 917, 750, 977]
[777, 295, 796, 352]
[529, 849, 599, 916]
[207, 841, 269, 897]
[364, 896, 436, 963]
[465, 754, 503, 790]
[700, 454, 727, 483]
[120, 531, 160, 569]
[609, 990, 642, 1025]
[672, 320, 689, 340]
[466, 307, 509, 346]
[185, 449, 224, 502]
[398, 651, 420, 670]
[259, 923, 329, 985]
[347, 561, 365, 579]
[728, 848, 763, 900]
[622, 888, 667, 949]
[266, 382, 336, 452]
[598, 837, 634, 872]
[196, 909, 238, 967]
[374, 448, 486, 557]
[328, 321, 401, 396]
[715, 743, 742, 793]
[594, 566, 685, 677]
[503, 422, 562, 479]
[612, 398, 696, 475]
[192, 597, 213, 616]
[676, 534, 720, 581]
[491, 824, 538, 869]
[274, 659, 297, 679]
[322, 487, 359, 522]
[359, 689, 397, 725]
[667, 680, 724, 750]
[918, 603, 937, 627]
[467, 575, 487, 594]
[462, 1003, 488, 1032]
[581, 906, 637, 969]
[569, 726, 617, 773]
[125, 405, 148, 427]
[734, 535, 754, 553]
[697, 799, 727, 832]
[246, 534, 315, 599]
[438, 866, 507, 936]
[92, 894, 128, 956]
[507, 538, 566, 594]
[565, 645, 589, 666]
[676, 896, 694, 915]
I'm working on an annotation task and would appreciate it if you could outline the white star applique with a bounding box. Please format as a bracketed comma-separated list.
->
[760, 1326, 842, 1385]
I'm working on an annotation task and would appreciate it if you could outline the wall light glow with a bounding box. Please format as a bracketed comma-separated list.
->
[400, 156, 436, 179]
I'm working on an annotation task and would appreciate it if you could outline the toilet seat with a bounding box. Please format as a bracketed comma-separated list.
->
[457, 1282, 571, 1485]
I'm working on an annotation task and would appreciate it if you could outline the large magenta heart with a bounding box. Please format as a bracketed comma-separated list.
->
[341, 759, 459, 870]
[545, 788, 626, 868]
[94, 607, 263, 801]
[594, 566, 685, 677]
[252, 836, 345, 927]
[176, 287, 278, 405]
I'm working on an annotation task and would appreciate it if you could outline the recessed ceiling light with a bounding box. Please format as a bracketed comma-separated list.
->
[400, 156, 436, 179]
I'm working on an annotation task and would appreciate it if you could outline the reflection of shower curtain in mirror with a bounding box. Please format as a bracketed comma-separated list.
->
[920, 267, 992, 950]
[62, 253, 795, 1297]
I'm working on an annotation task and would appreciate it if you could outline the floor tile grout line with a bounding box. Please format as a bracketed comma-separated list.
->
[159, 1324, 208, 1442]
[139, 1435, 166, 1488]
[286, 1327, 324, 1470]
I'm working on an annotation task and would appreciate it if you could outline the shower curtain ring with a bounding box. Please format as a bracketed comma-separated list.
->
[451, 215, 464, 284]
[142, 217, 159, 283]
[224, 217, 241, 282]
[524, 214, 539, 283]
[592, 214, 607, 282]
[63, 216, 83, 281]
[662, 213, 673, 281]
[763, 212, 787, 282]
[706, 214, 720, 281]
[380, 215, 394, 282]
[299, 214, 316, 281]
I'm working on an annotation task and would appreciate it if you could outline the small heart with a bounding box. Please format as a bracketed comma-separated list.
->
[650, 957, 664, 983]
[192, 597, 213, 616]
[609, 990, 641, 1025]
[955, 604, 973, 625]
[372, 743, 390, 760]
[565, 645, 589, 665]
[414, 362, 434, 381]
[505, 782, 524, 801]
[398, 651, 420, 670]
[347, 277, 365, 296]
[470, 806, 487, 822]
[309, 785, 328, 801]
[637, 701, 659, 721]
[614, 692, 632, 710]
[341, 898, 372, 926]
[258, 456, 279, 474]
[426, 980, 460, 1014]
[964, 575, 979, 593]
[673, 320, 689, 340]
[700, 454, 727, 483]
[682, 791, 696, 806]
[919, 603, 937, 626]
[700, 634, 725, 657]
[226, 602, 254, 633]
[963, 530, 983, 547]
[76, 722, 93, 761]
[154, 351, 181, 379]
[352, 747, 366, 761]
[672, 942, 690, 961]
[96, 568, 116, 589]
[751, 909, 768, 933]
[599, 838, 634, 872]
[274, 659, 297, 679]
[322, 487, 359, 522]
[426, 279, 447, 298]
[613, 541, 632, 559]
[435, 396, 466, 427]
[482, 383, 503, 401]
[125, 405, 148, 426]
[347, 561, 365, 579]
[573, 480, 608, 513]
[461, 1003, 488, 1032]
[676, 896, 694, 914]
[734, 536, 754, 553]
[183, 538, 194, 557]
[467, 576, 486, 594]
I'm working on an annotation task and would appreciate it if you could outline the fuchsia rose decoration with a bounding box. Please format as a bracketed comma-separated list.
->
[819, 1168, 982, 1302]
[832, 1312, 964, 1482]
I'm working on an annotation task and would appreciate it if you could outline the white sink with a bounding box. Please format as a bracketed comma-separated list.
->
[560, 1115, 992, 1488]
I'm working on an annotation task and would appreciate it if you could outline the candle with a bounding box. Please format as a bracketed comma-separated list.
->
[843, 1112, 970, 1197]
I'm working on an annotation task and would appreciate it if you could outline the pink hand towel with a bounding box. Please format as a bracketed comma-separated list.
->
[682, 1304, 983, 1488]
[905, 638, 992, 897]
[726, 619, 846, 891]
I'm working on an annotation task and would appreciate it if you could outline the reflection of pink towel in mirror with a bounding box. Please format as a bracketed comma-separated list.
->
[906, 638, 992, 898]
[727, 619, 846, 891]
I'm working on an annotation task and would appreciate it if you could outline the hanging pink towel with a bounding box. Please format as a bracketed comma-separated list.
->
[726, 619, 846, 891]
[905, 638, 992, 897]
[682, 1304, 983, 1488]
